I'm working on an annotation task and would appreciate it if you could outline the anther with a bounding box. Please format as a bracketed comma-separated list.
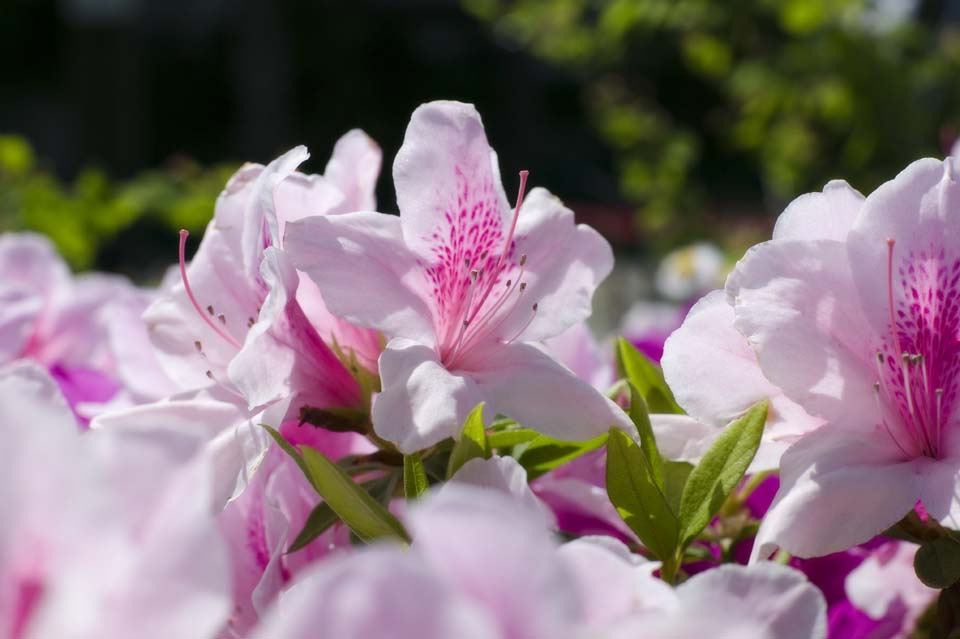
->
[520, 254, 527, 267]
[178, 230, 243, 350]
[506, 279, 512, 287]
[194, 340, 203, 352]
[519, 282, 527, 292]
[218, 314, 226, 325]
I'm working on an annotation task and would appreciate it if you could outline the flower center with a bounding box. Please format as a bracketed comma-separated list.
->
[432, 171, 539, 368]
[874, 239, 960, 459]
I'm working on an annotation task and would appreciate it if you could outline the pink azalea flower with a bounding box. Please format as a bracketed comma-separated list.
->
[106, 134, 381, 501]
[659, 182, 867, 471]
[146, 138, 378, 412]
[726, 158, 960, 558]
[286, 101, 630, 452]
[254, 486, 826, 639]
[0, 362, 231, 639]
[0, 232, 175, 424]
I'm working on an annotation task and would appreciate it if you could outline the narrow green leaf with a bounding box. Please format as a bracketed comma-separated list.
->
[298, 445, 410, 544]
[403, 452, 429, 500]
[288, 502, 338, 553]
[605, 428, 679, 561]
[915, 537, 960, 588]
[287, 475, 397, 553]
[663, 460, 694, 515]
[487, 428, 540, 449]
[518, 433, 608, 481]
[616, 337, 682, 414]
[262, 425, 318, 492]
[447, 403, 490, 478]
[677, 401, 768, 548]
[627, 381, 664, 487]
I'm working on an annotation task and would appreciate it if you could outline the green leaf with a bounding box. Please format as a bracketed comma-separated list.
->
[403, 452, 429, 500]
[663, 460, 694, 515]
[605, 427, 678, 561]
[298, 445, 410, 544]
[517, 433, 608, 481]
[287, 475, 398, 553]
[616, 337, 683, 414]
[288, 502, 339, 553]
[627, 381, 664, 487]
[487, 428, 540, 449]
[915, 537, 960, 589]
[263, 425, 315, 490]
[446, 403, 490, 478]
[677, 401, 768, 548]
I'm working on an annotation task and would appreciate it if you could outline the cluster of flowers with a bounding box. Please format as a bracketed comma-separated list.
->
[2, 100, 954, 638]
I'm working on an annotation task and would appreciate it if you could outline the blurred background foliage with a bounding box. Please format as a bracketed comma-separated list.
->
[465, 0, 960, 234]
[1, 0, 959, 276]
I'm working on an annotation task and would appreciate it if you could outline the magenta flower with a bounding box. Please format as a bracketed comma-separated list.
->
[286, 101, 629, 452]
[726, 158, 960, 558]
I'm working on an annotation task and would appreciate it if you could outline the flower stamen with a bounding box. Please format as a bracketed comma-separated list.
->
[179, 230, 243, 350]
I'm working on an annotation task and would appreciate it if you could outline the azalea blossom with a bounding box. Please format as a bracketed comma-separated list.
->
[102, 134, 381, 502]
[0, 362, 231, 639]
[658, 181, 866, 470]
[286, 100, 630, 452]
[254, 485, 826, 639]
[726, 158, 960, 558]
[0, 232, 175, 423]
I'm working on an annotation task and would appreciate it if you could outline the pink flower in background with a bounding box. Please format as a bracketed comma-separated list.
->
[287, 101, 629, 452]
[728, 158, 960, 558]
[254, 486, 826, 639]
[0, 232, 175, 425]
[0, 362, 231, 639]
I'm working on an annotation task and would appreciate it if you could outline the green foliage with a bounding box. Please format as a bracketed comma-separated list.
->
[916, 537, 960, 589]
[517, 433, 608, 480]
[403, 452, 429, 500]
[447, 403, 492, 478]
[606, 427, 679, 561]
[263, 425, 410, 545]
[0, 135, 238, 270]
[465, 0, 960, 245]
[676, 401, 768, 547]
[605, 393, 767, 582]
[615, 337, 683, 414]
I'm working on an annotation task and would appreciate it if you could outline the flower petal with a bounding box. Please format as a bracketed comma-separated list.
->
[372, 337, 484, 453]
[469, 342, 631, 441]
[447, 456, 555, 528]
[323, 128, 382, 213]
[847, 157, 960, 332]
[393, 101, 510, 259]
[772, 180, 864, 242]
[228, 247, 360, 414]
[285, 213, 437, 346]
[728, 239, 881, 432]
[494, 188, 614, 342]
[662, 290, 821, 445]
[752, 428, 920, 560]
